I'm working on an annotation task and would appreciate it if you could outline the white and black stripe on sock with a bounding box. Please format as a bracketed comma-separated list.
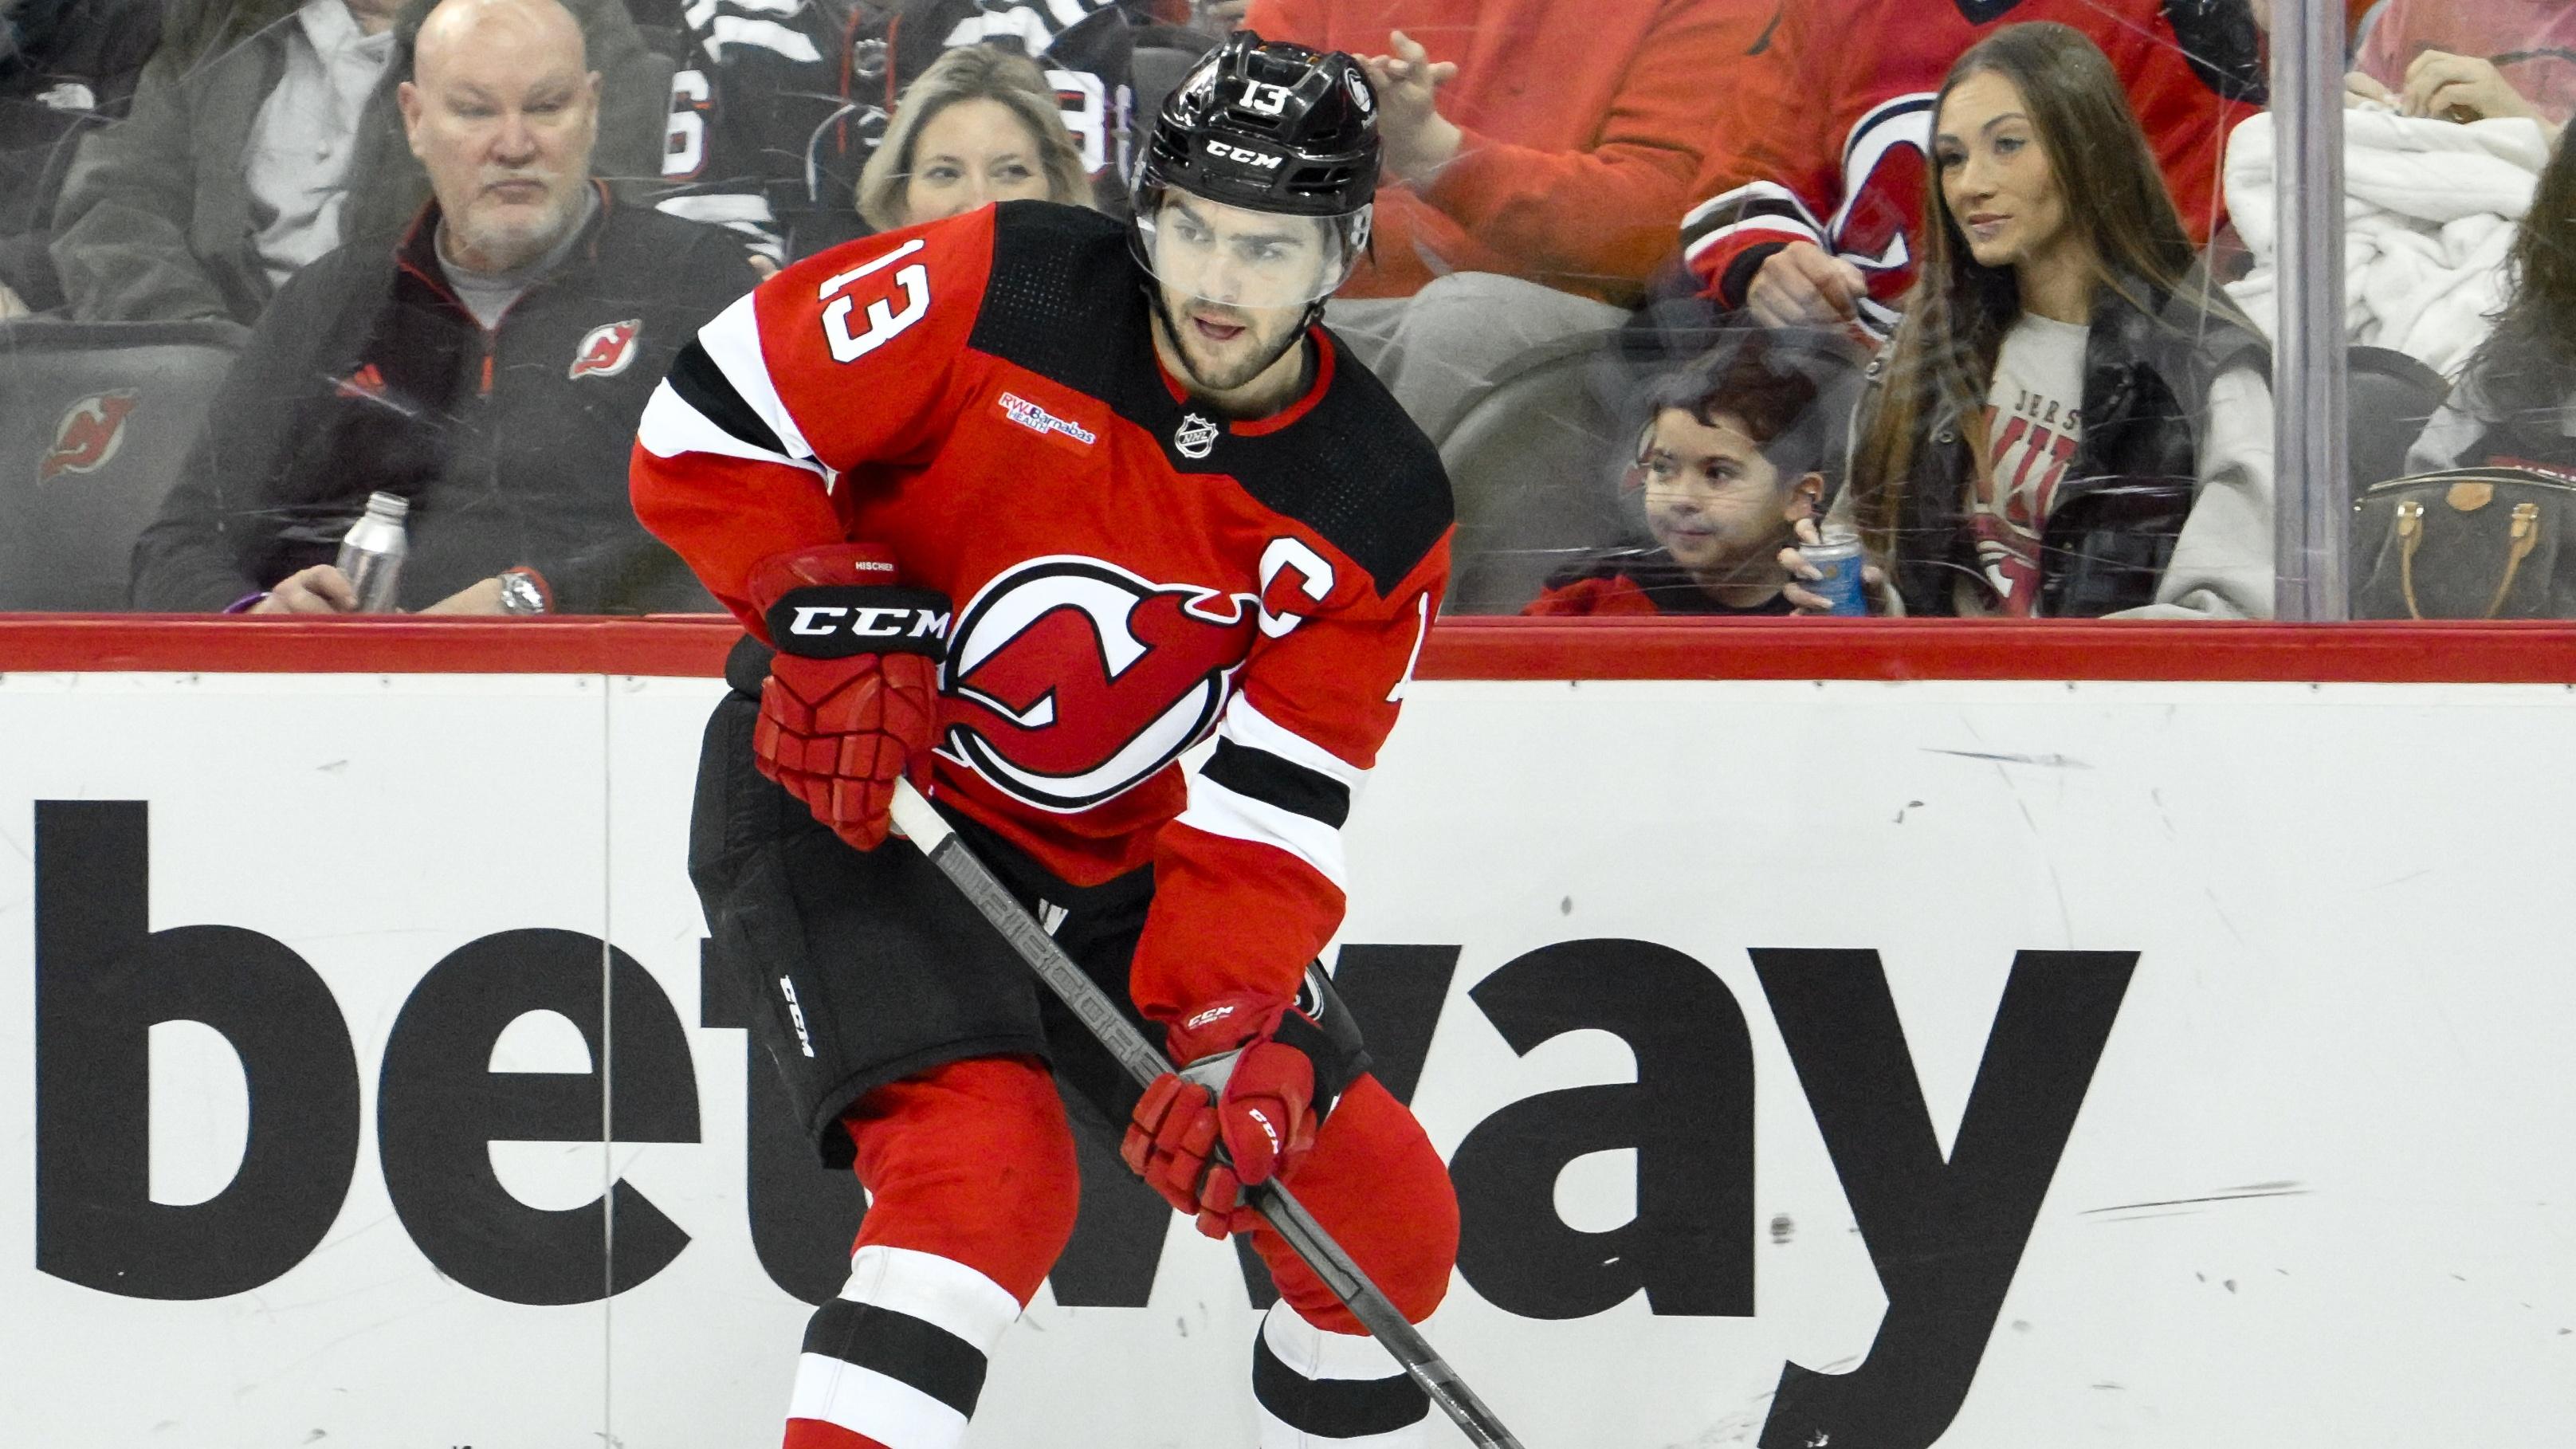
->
[1251, 1301, 1431, 1447]
[786, 1244, 1021, 1449]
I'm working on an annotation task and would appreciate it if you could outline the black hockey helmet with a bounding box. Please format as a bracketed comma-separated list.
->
[1132, 32, 1380, 309]
[1137, 31, 1380, 216]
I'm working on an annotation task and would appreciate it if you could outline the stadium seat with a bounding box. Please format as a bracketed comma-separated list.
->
[1435, 328, 1646, 614]
[2346, 344, 2450, 490]
[0, 319, 242, 611]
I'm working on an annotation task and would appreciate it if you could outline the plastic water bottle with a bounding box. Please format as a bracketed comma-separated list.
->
[336, 492, 409, 613]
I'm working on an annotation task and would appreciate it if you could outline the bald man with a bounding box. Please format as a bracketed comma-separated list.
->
[402, 0, 602, 285]
[50, 0, 667, 324]
[131, 0, 758, 615]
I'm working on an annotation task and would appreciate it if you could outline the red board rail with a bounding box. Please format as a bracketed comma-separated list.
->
[3, 615, 2576, 684]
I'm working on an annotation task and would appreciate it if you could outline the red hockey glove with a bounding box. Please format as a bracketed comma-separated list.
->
[1121, 994, 1329, 1239]
[747, 544, 948, 853]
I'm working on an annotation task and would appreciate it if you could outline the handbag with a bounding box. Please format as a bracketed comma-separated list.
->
[2352, 466, 2574, 619]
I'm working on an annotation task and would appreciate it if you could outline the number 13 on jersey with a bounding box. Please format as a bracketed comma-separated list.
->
[819, 238, 931, 363]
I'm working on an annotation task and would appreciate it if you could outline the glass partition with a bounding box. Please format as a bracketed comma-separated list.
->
[4, 0, 2506, 627]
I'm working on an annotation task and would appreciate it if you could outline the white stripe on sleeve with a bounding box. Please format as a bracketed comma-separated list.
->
[1176, 770, 1348, 890]
[1221, 696, 1365, 790]
[635, 380, 824, 475]
[697, 288, 822, 461]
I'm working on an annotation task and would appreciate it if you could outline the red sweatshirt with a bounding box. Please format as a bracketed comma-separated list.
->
[1247, 0, 1766, 304]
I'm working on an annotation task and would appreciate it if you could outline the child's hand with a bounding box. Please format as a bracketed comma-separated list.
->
[1778, 518, 1832, 613]
[1777, 518, 1894, 616]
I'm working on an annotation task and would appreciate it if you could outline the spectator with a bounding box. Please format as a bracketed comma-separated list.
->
[2348, 0, 2576, 139]
[1679, 0, 2261, 334]
[130, 0, 748, 615]
[1807, 22, 2273, 619]
[1188, 0, 1245, 37]
[0, 0, 161, 315]
[661, 0, 1195, 264]
[48, 0, 663, 325]
[1246, 0, 1761, 436]
[853, 45, 1093, 232]
[1526, 329, 1855, 616]
[2405, 128, 2576, 477]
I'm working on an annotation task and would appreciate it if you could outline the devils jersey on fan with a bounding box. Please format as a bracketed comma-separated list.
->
[631, 201, 1450, 1023]
[1679, 0, 2264, 329]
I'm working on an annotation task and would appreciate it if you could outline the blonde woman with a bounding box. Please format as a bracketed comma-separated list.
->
[855, 45, 1094, 230]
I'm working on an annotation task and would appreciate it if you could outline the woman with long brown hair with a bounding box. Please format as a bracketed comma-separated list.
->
[1793, 22, 2274, 617]
[2407, 128, 2576, 475]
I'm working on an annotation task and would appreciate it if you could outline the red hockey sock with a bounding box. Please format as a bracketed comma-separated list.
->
[844, 1054, 1082, 1304]
[783, 1421, 892, 1449]
[1247, 1074, 1459, 1334]
[779, 1056, 1081, 1449]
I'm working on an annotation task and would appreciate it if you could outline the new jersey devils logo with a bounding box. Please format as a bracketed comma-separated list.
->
[940, 557, 1261, 811]
[1831, 95, 1935, 326]
[569, 319, 642, 379]
[38, 391, 139, 482]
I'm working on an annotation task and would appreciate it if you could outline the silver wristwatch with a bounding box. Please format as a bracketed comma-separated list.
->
[497, 569, 548, 616]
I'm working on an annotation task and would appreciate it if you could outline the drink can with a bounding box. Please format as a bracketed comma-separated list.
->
[1799, 524, 1867, 616]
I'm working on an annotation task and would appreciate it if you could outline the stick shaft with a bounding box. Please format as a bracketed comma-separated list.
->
[887, 781, 1526, 1449]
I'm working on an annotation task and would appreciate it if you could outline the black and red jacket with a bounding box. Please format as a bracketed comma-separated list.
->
[132, 188, 755, 612]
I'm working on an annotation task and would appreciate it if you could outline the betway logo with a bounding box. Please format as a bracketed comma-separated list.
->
[29, 801, 2137, 1449]
[999, 391, 1097, 446]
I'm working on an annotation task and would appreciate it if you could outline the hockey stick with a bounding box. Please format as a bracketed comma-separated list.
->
[887, 779, 1528, 1449]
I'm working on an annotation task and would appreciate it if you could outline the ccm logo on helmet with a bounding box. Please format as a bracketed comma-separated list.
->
[1205, 140, 1282, 170]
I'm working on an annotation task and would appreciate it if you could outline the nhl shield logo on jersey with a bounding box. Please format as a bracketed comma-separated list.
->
[1173, 412, 1219, 461]
[568, 319, 643, 379]
[939, 557, 1261, 811]
[37, 391, 139, 482]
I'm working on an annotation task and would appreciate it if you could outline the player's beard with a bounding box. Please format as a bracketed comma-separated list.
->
[1152, 285, 1306, 398]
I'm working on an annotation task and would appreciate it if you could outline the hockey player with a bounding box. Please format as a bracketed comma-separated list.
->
[631, 31, 1459, 1449]
[1679, 0, 2264, 332]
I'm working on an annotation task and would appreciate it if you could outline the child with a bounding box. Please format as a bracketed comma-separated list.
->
[1526, 329, 1853, 615]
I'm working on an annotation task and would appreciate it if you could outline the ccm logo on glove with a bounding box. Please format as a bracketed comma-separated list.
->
[746, 544, 948, 852]
[765, 589, 951, 660]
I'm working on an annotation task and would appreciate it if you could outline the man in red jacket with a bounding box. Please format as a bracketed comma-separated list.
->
[1248, 0, 1764, 434]
[1681, 0, 2264, 332]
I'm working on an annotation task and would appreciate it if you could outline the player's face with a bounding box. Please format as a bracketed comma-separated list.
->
[900, 99, 1059, 226]
[1148, 192, 1330, 394]
[1934, 70, 2075, 279]
[1637, 409, 1814, 575]
[399, 11, 599, 274]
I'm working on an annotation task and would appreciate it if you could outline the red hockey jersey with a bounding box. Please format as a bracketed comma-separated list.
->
[630, 202, 1452, 1027]
[1679, 0, 2264, 328]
